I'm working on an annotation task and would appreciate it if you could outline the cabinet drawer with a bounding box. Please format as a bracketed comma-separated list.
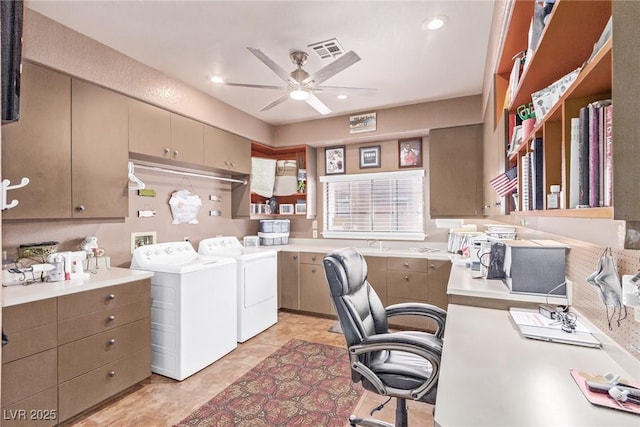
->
[1, 349, 57, 408]
[58, 299, 150, 345]
[58, 348, 150, 422]
[2, 323, 57, 364]
[387, 271, 428, 300]
[299, 252, 325, 265]
[0, 386, 57, 427]
[58, 279, 150, 320]
[387, 257, 430, 272]
[3, 299, 56, 333]
[58, 318, 150, 382]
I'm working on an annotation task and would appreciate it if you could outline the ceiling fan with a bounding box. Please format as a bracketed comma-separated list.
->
[220, 47, 376, 115]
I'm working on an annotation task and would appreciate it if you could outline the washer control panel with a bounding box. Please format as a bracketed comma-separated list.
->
[132, 241, 198, 268]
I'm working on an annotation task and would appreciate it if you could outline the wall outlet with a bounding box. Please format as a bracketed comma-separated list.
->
[183, 237, 190, 242]
[312, 220, 318, 230]
[312, 230, 318, 238]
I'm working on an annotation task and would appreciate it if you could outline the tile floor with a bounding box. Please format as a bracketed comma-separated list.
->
[63, 311, 434, 426]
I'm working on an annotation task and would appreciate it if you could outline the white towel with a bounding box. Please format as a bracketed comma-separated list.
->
[251, 157, 277, 198]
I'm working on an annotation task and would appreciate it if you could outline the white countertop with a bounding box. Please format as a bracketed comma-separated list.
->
[435, 304, 639, 427]
[447, 263, 570, 305]
[2, 267, 153, 307]
[270, 238, 452, 261]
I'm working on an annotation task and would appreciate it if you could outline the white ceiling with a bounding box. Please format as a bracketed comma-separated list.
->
[27, 1, 495, 126]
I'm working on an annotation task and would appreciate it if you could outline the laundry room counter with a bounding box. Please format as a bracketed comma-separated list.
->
[2, 267, 153, 307]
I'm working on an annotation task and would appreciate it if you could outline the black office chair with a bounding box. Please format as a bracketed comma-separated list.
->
[323, 247, 446, 427]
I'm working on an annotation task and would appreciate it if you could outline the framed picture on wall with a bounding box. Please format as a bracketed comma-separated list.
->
[325, 145, 346, 175]
[359, 145, 381, 168]
[398, 138, 423, 168]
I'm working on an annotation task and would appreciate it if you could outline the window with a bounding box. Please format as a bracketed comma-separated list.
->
[320, 170, 425, 240]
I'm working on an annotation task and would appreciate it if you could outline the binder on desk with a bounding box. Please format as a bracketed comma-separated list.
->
[509, 308, 601, 348]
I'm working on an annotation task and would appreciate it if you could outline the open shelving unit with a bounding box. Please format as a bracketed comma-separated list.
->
[495, 0, 612, 217]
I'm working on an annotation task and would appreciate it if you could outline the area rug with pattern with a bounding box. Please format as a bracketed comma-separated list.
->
[174, 338, 363, 427]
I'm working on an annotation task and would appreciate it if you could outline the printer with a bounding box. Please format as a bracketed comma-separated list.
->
[502, 239, 568, 296]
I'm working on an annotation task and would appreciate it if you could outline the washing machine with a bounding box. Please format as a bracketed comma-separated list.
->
[198, 236, 278, 342]
[131, 241, 237, 381]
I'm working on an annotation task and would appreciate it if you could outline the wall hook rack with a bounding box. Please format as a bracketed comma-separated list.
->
[1, 177, 30, 210]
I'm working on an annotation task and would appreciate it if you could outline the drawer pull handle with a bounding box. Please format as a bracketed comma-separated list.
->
[311, 256, 317, 261]
[430, 264, 435, 269]
[163, 147, 170, 154]
[107, 315, 116, 321]
[403, 262, 410, 267]
[107, 338, 116, 346]
[404, 275, 409, 281]
[108, 370, 116, 377]
[106, 293, 116, 300]
[311, 268, 316, 273]
[293, 255, 298, 260]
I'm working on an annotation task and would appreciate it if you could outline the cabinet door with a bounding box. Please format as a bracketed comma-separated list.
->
[430, 124, 483, 217]
[128, 98, 171, 158]
[170, 113, 203, 164]
[299, 264, 334, 315]
[278, 251, 299, 309]
[71, 79, 129, 218]
[2, 62, 72, 219]
[204, 125, 251, 173]
[427, 260, 452, 310]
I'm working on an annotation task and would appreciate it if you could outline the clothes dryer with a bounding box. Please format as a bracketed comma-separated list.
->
[198, 236, 277, 342]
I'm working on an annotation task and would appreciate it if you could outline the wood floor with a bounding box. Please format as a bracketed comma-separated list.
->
[62, 311, 434, 426]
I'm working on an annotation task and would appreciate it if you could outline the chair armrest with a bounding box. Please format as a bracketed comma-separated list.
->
[386, 302, 447, 338]
[348, 332, 442, 400]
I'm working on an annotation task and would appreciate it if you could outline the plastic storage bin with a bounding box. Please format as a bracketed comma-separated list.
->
[259, 219, 290, 233]
[257, 232, 289, 246]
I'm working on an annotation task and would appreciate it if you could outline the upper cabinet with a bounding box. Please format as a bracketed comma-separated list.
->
[128, 99, 203, 164]
[203, 125, 251, 175]
[2, 62, 72, 219]
[429, 124, 483, 218]
[71, 79, 129, 218]
[494, 0, 618, 219]
[2, 62, 128, 219]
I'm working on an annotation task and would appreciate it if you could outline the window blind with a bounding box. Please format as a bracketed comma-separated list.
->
[320, 170, 425, 240]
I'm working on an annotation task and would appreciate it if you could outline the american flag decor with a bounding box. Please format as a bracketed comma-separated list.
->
[490, 166, 518, 197]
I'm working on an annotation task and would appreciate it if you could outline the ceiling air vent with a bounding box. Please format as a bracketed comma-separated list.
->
[308, 38, 345, 59]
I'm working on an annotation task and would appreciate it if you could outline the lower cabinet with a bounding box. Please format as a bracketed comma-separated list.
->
[1, 279, 152, 426]
[298, 252, 335, 316]
[282, 252, 451, 331]
[278, 251, 300, 309]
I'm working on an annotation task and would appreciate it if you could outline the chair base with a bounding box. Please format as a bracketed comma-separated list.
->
[348, 398, 408, 427]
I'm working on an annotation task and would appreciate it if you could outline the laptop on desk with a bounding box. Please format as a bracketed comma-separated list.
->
[509, 308, 601, 348]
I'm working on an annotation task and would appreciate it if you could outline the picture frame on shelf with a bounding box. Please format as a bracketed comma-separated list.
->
[295, 203, 307, 215]
[130, 231, 157, 253]
[398, 138, 422, 168]
[325, 145, 346, 175]
[279, 204, 294, 215]
[359, 145, 381, 169]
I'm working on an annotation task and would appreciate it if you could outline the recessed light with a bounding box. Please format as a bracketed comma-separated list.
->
[423, 15, 448, 31]
[210, 76, 224, 84]
[337, 94, 347, 100]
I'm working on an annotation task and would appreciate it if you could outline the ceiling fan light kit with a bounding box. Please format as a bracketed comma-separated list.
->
[221, 47, 377, 115]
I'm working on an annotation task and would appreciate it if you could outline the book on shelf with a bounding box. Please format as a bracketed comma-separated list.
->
[603, 104, 613, 207]
[577, 106, 590, 207]
[588, 102, 600, 208]
[532, 137, 544, 210]
[569, 117, 580, 209]
[521, 154, 531, 211]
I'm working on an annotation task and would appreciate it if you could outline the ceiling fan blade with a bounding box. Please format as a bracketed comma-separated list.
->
[247, 47, 295, 84]
[302, 50, 361, 86]
[315, 85, 377, 96]
[260, 94, 290, 112]
[305, 93, 331, 115]
[224, 82, 287, 91]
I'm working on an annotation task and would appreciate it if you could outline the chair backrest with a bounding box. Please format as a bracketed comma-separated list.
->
[323, 248, 388, 348]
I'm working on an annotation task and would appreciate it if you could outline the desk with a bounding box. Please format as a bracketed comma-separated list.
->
[434, 304, 639, 426]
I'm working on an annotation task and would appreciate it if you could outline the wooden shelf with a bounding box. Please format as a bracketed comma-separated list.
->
[509, 0, 611, 110]
[512, 207, 612, 218]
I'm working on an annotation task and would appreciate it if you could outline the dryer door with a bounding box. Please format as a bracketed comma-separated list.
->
[242, 255, 277, 307]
